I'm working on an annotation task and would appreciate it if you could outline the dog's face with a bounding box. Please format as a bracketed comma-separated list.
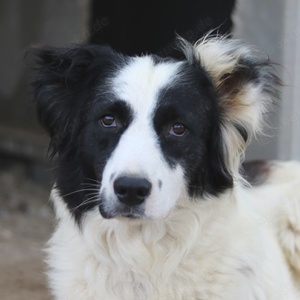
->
[31, 39, 279, 222]
[85, 57, 220, 219]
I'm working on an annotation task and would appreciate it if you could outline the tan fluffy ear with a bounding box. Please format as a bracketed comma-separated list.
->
[192, 37, 281, 174]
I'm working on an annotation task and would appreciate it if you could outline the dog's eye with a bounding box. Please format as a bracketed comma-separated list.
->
[100, 115, 117, 128]
[170, 123, 187, 136]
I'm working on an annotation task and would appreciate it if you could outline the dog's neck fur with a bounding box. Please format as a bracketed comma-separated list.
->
[49, 187, 241, 298]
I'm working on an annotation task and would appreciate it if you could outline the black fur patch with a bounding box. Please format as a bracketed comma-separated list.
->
[153, 62, 233, 197]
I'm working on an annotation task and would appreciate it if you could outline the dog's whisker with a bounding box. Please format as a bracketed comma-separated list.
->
[81, 181, 100, 185]
[71, 196, 100, 213]
[71, 197, 99, 212]
[80, 183, 101, 189]
[84, 178, 101, 184]
[61, 188, 100, 198]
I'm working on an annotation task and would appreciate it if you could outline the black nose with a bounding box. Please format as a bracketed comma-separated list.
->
[113, 176, 152, 206]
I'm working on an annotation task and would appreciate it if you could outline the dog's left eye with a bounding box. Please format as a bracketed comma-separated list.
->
[170, 123, 187, 136]
[100, 115, 117, 128]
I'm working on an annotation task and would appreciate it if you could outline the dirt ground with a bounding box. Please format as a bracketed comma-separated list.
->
[0, 161, 53, 300]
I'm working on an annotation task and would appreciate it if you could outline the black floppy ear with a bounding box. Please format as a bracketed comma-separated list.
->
[29, 44, 119, 157]
[30, 45, 95, 156]
[190, 37, 280, 181]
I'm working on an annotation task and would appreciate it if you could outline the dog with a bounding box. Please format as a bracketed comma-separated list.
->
[30, 37, 300, 299]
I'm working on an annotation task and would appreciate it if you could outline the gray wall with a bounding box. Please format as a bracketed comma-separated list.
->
[233, 0, 285, 160]
[0, 0, 90, 160]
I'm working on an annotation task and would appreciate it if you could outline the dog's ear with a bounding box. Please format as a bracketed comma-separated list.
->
[192, 37, 281, 179]
[28, 45, 118, 157]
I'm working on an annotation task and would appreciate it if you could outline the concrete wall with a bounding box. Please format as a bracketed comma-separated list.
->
[278, 1, 300, 160]
[234, 0, 300, 161]
[0, 0, 90, 129]
[233, 0, 285, 160]
[0, 0, 90, 160]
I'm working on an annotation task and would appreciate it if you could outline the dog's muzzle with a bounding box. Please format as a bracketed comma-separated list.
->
[99, 176, 152, 219]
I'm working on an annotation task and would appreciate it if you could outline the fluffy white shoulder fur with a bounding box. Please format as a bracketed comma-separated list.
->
[47, 175, 300, 300]
[248, 161, 300, 284]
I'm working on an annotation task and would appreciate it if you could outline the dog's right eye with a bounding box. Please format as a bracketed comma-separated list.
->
[170, 123, 187, 137]
[100, 115, 117, 128]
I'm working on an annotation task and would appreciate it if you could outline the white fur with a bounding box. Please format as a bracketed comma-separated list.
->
[248, 161, 300, 284]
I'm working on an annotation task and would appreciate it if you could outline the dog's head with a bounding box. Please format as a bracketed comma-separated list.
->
[30, 38, 279, 222]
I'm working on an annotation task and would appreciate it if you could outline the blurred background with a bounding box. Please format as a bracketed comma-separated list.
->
[0, 0, 299, 299]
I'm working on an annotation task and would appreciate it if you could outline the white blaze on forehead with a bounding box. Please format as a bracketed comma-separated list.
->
[112, 56, 183, 117]
[107, 56, 183, 175]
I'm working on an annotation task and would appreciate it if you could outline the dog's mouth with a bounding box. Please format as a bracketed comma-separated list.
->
[114, 209, 145, 219]
[99, 203, 145, 220]
[99, 205, 174, 221]
[116, 213, 144, 220]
